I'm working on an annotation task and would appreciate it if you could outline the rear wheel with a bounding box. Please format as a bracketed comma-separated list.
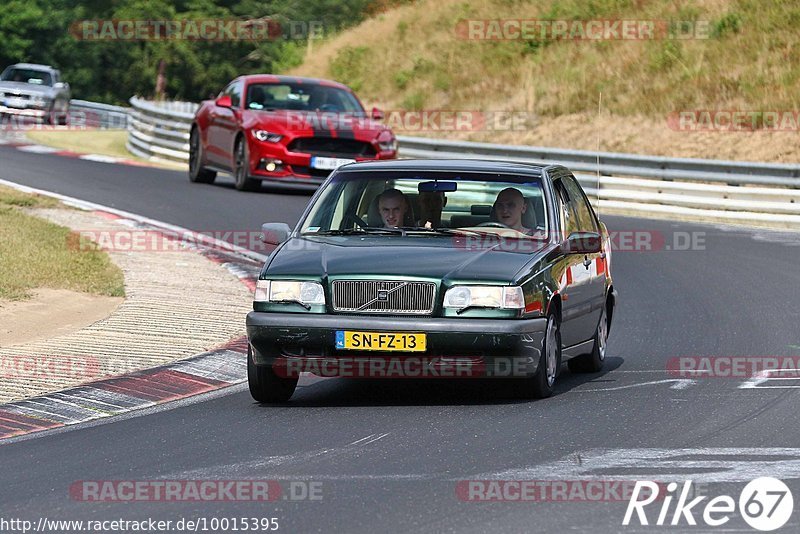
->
[568, 305, 608, 373]
[188, 128, 217, 184]
[247, 346, 297, 403]
[234, 138, 259, 191]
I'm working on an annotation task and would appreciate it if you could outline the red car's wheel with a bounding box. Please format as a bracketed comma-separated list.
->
[234, 137, 260, 192]
[188, 128, 217, 184]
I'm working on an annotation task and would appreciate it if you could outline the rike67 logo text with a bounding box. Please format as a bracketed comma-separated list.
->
[623, 478, 793, 531]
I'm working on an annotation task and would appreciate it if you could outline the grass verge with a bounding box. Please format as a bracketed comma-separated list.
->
[23, 130, 184, 170]
[0, 185, 125, 301]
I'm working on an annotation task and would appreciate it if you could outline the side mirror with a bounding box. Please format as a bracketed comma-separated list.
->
[215, 95, 233, 108]
[261, 222, 291, 245]
[561, 231, 602, 254]
[53, 82, 65, 89]
[371, 107, 384, 120]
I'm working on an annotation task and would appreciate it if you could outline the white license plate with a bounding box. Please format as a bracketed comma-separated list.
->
[310, 156, 355, 170]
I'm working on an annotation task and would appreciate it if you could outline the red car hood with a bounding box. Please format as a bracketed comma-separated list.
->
[242, 110, 389, 141]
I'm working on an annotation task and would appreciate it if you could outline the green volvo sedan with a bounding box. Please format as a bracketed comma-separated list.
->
[246, 159, 617, 402]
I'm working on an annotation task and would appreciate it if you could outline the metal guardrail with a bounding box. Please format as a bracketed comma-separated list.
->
[69, 99, 129, 129]
[126, 98, 800, 228]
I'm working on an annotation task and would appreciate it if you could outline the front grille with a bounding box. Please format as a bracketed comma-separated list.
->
[332, 280, 436, 315]
[288, 137, 376, 157]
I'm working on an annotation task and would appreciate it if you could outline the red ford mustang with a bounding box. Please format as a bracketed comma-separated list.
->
[189, 75, 398, 190]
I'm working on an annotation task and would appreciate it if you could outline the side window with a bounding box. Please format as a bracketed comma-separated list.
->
[222, 81, 242, 108]
[561, 174, 598, 233]
[553, 178, 579, 237]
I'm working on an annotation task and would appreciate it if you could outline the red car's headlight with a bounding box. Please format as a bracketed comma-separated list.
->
[253, 130, 283, 143]
[376, 131, 397, 152]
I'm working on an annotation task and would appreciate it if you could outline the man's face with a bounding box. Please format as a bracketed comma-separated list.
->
[379, 196, 406, 227]
[495, 190, 527, 230]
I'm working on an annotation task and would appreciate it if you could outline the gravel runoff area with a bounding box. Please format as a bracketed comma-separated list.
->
[0, 207, 253, 403]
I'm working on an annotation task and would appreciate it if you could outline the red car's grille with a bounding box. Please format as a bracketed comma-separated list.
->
[288, 137, 376, 157]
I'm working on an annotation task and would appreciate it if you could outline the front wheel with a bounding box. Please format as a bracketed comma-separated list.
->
[234, 138, 260, 191]
[247, 346, 297, 403]
[188, 128, 217, 184]
[511, 313, 561, 399]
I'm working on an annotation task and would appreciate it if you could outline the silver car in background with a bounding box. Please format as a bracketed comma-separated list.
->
[0, 63, 70, 125]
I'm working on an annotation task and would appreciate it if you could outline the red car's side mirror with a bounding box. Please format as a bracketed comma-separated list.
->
[215, 95, 233, 108]
[371, 107, 384, 120]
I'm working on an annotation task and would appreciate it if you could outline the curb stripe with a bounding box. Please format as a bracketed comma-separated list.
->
[0, 343, 249, 442]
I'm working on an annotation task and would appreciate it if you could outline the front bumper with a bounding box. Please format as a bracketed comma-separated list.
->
[246, 312, 547, 378]
[247, 138, 397, 183]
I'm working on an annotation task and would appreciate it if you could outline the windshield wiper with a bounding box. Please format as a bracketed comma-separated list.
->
[397, 227, 484, 237]
[309, 227, 406, 236]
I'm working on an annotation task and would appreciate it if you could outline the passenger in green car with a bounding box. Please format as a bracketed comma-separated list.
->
[378, 188, 409, 228]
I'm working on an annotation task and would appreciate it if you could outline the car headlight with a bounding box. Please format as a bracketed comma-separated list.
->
[376, 132, 397, 152]
[443, 285, 524, 311]
[254, 280, 325, 306]
[253, 130, 283, 143]
[30, 95, 49, 108]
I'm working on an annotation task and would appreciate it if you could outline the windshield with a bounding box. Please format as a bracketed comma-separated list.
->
[245, 82, 364, 113]
[299, 171, 549, 238]
[0, 68, 52, 86]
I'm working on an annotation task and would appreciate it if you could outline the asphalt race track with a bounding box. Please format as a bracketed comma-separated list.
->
[2, 145, 800, 532]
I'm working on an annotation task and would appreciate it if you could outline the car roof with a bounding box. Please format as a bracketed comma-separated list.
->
[6, 63, 57, 72]
[237, 74, 351, 91]
[336, 159, 560, 178]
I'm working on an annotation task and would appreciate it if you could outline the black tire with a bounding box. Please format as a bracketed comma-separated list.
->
[568, 304, 608, 373]
[189, 128, 217, 184]
[234, 137, 260, 191]
[247, 345, 298, 403]
[510, 313, 561, 399]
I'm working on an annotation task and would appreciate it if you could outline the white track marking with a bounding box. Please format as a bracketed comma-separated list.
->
[475, 448, 800, 483]
[578, 379, 697, 392]
[16, 145, 61, 153]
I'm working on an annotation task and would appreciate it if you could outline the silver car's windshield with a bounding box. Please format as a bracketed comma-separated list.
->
[1, 68, 53, 86]
[300, 171, 549, 238]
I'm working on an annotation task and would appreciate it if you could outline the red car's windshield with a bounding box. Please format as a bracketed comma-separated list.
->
[245, 83, 364, 113]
